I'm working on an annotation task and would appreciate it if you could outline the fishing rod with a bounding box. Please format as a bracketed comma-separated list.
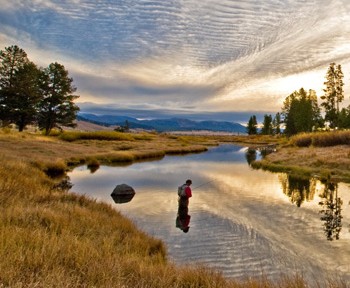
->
[192, 179, 215, 190]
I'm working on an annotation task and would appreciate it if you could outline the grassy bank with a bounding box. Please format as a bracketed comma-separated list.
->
[252, 131, 350, 182]
[1, 155, 231, 287]
[0, 130, 346, 287]
[0, 131, 218, 176]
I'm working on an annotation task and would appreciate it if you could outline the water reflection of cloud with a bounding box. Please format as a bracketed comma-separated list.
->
[67, 144, 350, 282]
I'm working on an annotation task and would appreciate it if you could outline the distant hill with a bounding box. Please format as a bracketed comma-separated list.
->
[78, 113, 247, 133]
[77, 114, 155, 130]
[74, 120, 115, 131]
[77, 113, 135, 125]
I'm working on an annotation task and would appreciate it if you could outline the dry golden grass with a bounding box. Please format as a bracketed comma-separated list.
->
[0, 152, 318, 287]
[0, 130, 347, 287]
[0, 155, 167, 287]
[0, 130, 218, 175]
[253, 131, 350, 182]
[291, 131, 350, 147]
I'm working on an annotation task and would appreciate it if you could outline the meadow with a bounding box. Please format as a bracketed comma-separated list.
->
[253, 130, 350, 182]
[0, 129, 348, 287]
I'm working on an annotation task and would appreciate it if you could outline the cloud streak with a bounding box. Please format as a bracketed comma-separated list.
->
[1, 0, 350, 121]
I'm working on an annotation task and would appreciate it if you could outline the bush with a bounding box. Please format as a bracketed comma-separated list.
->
[312, 130, 350, 147]
[59, 131, 135, 142]
[290, 133, 312, 147]
[291, 131, 350, 147]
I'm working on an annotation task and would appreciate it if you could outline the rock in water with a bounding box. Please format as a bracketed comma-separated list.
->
[111, 184, 135, 204]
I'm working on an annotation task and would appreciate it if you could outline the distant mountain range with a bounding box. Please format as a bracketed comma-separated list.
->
[77, 113, 247, 134]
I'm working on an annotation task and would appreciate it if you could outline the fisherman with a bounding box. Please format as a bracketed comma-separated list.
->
[178, 179, 192, 208]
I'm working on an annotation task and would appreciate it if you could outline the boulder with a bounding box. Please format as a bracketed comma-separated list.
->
[111, 184, 135, 204]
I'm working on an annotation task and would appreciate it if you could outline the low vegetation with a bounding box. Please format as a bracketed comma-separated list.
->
[253, 131, 350, 182]
[58, 130, 137, 142]
[0, 130, 216, 175]
[290, 130, 350, 147]
[57, 130, 156, 142]
[0, 130, 348, 287]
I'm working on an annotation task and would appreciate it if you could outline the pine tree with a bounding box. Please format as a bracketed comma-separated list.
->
[321, 63, 344, 128]
[12, 62, 42, 131]
[272, 112, 281, 135]
[0, 45, 31, 126]
[309, 89, 323, 130]
[335, 64, 344, 114]
[338, 106, 350, 128]
[261, 114, 273, 135]
[246, 115, 257, 135]
[282, 91, 298, 136]
[282, 88, 322, 136]
[38, 62, 80, 135]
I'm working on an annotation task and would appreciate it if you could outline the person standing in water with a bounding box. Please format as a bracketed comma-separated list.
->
[178, 179, 192, 207]
[176, 179, 192, 233]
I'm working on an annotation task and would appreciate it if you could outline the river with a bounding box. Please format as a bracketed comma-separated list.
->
[68, 144, 350, 284]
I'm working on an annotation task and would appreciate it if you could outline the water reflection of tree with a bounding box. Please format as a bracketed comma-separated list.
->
[278, 174, 316, 207]
[245, 146, 276, 166]
[319, 181, 343, 241]
[245, 148, 257, 165]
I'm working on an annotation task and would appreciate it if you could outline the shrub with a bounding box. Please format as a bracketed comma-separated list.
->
[43, 160, 67, 177]
[59, 131, 135, 142]
[48, 129, 62, 137]
[133, 133, 154, 141]
[290, 133, 312, 147]
[312, 130, 350, 147]
[86, 157, 100, 170]
[291, 131, 350, 147]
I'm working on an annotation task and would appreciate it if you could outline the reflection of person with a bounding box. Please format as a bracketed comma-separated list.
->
[178, 179, 192, 207]
[176, 206, 191, 233]
[176, 179, 192, 233]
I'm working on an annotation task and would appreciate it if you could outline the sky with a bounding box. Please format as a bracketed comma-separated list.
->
[1, 0, 350, 123]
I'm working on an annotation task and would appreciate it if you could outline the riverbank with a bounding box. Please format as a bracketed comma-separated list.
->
[252, 132, 350, 183]
[0, 130, 347, 287]
[0, 130, 277, 175]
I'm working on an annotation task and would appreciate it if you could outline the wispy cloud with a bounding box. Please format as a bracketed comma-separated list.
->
[1, 0, 350, 121]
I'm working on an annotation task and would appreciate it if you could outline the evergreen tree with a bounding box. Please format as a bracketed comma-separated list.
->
[38, 62, 79, 135]
[272, 112, 281, 135]
[282, 88, 322, 136]
[335, 64, 344, 114]
[246, 115, 257, 135]
[294, 88, 313, 132]
[338, 106, 350, 128]
[282, 91, 298, 136]
[11, 62, 42, 131]
[260, 114, 273, 135]
[0, 45, 30, 126]
[309, 89, 324, 130]
[321, 63, 344, 128]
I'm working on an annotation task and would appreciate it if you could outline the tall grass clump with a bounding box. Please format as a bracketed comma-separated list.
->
[133, 133, 155, 141]
[59, 131, 136, 142]
[1, 126, 11, 134]
[291, 131, 350, 147]
[290, 133, 313, 147]
[32, 159, 68, 177]
[0, 155, 169, 287]
[312, 130, 350, 147]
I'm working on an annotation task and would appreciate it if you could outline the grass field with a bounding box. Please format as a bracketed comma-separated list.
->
[0, 130, 348, 287]
[255, 131, 350, 182]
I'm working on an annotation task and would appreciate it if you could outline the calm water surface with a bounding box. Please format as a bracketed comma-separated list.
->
[68, 144, 350, 283]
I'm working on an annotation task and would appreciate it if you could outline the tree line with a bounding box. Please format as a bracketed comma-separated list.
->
[0, 45, 79, 134]
[247, 62, 350, 136]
